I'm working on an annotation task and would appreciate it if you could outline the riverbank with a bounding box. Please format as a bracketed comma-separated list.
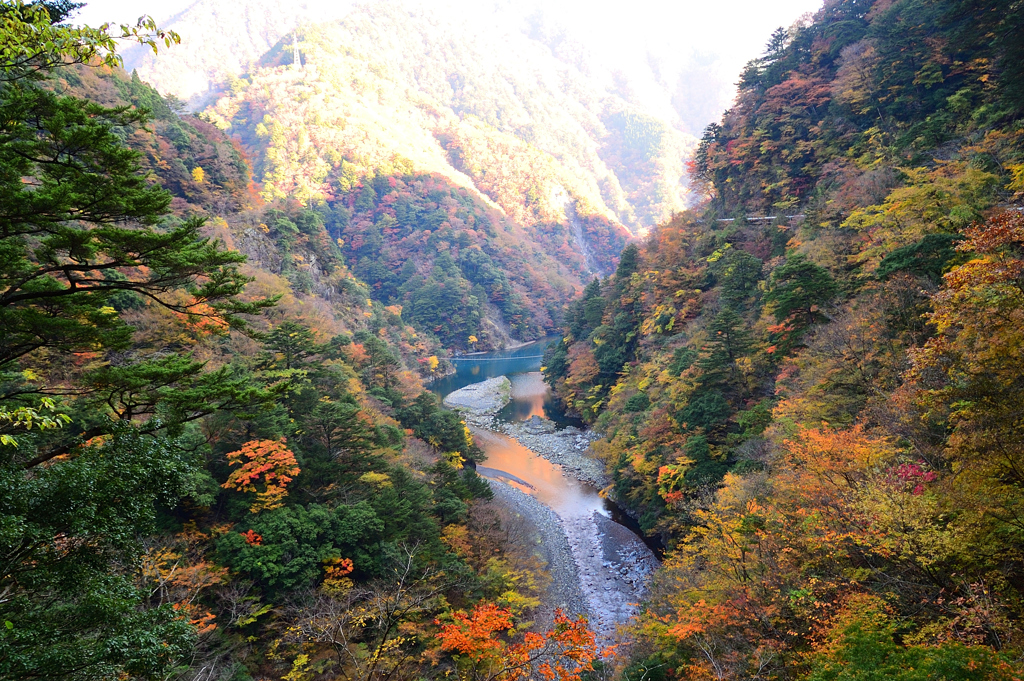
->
[486, 479, 590, 623]
[496, 419, 607, 488]
[444, 376, 607, 487]
[498, 338, 537, 352]
[487, 479, 657, 646]
[565, 512, 659, 642]
[446, 377, 657, 646]
[421, 364, 456, 384]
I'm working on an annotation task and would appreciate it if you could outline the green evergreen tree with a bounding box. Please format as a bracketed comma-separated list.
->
[679, 389, 731, 432]
[1, 426, 199, 680]
[0, 8, 272, 678]
[566, 278, 603, 340]
[700, 307, 754, 381]
[305, 398, 374, 462]
[353, 331, 402, 390]
[261, 321, 324, 370]
[764, 253, 838, 327]
[615, 243, 640, 289]
[876, 233, 962, 282]
[717, 249, 763, 308]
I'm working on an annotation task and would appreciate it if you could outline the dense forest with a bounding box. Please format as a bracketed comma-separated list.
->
[187, 2, 669, 349]
[543, 0, 1024, 677]
[137, 1, 694, 231]
[0, 3, 608, 680]
[6, 0, 1024, 679]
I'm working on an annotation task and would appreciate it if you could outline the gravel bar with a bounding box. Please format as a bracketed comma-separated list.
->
[442, 376, 511, 415]
[496, 418, 608, 488]
[486, 479, 591, 625]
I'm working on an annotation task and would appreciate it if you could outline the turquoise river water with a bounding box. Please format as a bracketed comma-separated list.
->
[429, 338, 657, 549]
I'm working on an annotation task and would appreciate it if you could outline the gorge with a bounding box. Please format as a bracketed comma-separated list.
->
[434, 342, 659, 643]
[4, 0, 1024, 680]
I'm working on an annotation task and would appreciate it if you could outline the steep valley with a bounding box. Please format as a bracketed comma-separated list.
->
[6, 0, 1024, 680]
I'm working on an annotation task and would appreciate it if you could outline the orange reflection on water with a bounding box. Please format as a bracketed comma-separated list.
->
[473, 428, 607, 520]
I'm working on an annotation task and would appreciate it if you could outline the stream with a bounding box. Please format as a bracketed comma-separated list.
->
[430, 339, 610, 520]
[430, 338, 660, 641]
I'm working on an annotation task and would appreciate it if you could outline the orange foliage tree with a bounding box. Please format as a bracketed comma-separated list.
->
[436, 602, 608, 681]
[139, 526, 228, 637]
[637, 407, 1024, 677]
[221, 439, 300, 512]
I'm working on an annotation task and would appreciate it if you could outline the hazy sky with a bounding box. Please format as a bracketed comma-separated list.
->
[73, 0, 824, 78]
[73, 0, 824, 130]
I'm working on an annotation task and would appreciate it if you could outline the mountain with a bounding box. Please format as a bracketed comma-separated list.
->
[125, 0, 696, 233]
[50, 60, 460, 370]
[120, 0, 358, 110]
[117, 0, 715, 349]
[117, 0, 819, 138]
[542, 0, 1024, 676]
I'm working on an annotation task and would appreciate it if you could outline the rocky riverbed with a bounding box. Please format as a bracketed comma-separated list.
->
[444, 377, 659, 647]
[488, 478, 657, 646]
[566, 513, 659, 643]
[496, 418, 608, 488]
[486, 480, 590, 623]
[444, 377, 608, 487]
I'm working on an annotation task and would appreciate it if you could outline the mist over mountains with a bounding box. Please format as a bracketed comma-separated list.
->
[123, 0, 714, 235]
[121, 0, 750, 134]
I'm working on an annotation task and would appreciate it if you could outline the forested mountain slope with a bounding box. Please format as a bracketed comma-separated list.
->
[543, 0, 1024, 677]
[121, 0, 737, 138]
[120, 0, 720, 347]
[127, 0, 695, 233]
[0, 5, 613, 679]
[119, 0, 356, 108]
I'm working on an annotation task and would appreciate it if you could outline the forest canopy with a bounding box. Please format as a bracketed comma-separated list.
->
[542, 0, 1024, 678]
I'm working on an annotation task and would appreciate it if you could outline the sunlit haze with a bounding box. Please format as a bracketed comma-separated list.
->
[74, 0, 824, 125]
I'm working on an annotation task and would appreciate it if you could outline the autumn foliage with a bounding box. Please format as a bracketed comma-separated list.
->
[140, 527, 228, 638]
[541, 0, 1024, 676]
[221, 439, 300, 512]
[436, 603, 608, 681]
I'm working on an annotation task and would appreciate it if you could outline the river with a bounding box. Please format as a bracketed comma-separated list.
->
[429, 338, 612, 519]
[430, 338, 660, 641]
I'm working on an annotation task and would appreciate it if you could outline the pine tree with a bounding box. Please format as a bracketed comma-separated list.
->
[701, 307, 754, 376]
[615, 243, 640, 288]
[764, 253, 837, 327]
[261, 321, 324, 370]
[0, 8, 274, 678]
